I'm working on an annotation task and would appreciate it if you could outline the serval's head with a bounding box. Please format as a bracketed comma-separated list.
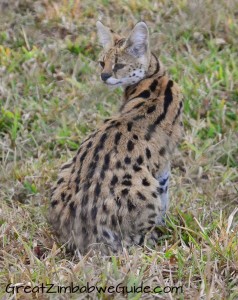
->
[96, 21, 151, 88]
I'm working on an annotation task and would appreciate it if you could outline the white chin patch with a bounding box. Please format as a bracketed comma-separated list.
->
[105, 77, 122, 86]
[105, 70, 145, 87]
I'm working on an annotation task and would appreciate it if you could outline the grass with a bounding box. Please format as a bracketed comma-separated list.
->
[0, 0, 237, 299]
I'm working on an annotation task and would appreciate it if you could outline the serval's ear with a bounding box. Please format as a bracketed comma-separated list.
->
[125, 22, 149, 57]
[96, 21, 113, 49]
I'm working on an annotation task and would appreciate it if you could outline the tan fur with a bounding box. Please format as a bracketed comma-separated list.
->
[49, 22, 183, 254]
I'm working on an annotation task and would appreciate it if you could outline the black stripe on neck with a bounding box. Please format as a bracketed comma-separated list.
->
[148, 53, 160, 78]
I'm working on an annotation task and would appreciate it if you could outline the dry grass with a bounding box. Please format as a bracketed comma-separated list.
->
[0, 0, 238, 299]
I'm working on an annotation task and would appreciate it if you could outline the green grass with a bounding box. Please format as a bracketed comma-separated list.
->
[0, 0, 238, 299]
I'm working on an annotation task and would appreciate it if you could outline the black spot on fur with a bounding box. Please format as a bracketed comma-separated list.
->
[100, 169, 105, 180]
[147, 203, 155, 210]
[88, 161, 97, 178]
[103, 153, 110, 171]
[137, 191, 146, 201]
[164, 80, 174, 110]
[118, 215, 123, 224]
[51, 200, 58, 207]
[80, 210, 87, 222]
[122, 188, 129, 196]
[124, 156, 131, 164]
[66, 194, 72, 202]
[111, 215, 117, 227]
[137, 90, 150, 99]
[146, 148, 151, 159]
[149, 79, 158, 92]
[57, 178, 64, 185]
[61, 162, 73, 170]
[103, 230, 110, 239]
[114, 132, 122, 145]
[115, 197, 121, 208]
[142, 178, 150, 186]
[83, 181, 91, 192]
[127, 140, 134, 151]
[127, 122, 133, 131]
[159, 147, 166, 156]
[75, 176, 80, 186]
[149, 213, 157, 218]
[133, 134, 138, 140]
[122, 180, 132, 186]
[137, 156, 143, 164]
[100, 132, 108, 143]
[82, 195, 88, 206]
[86, 141, 93, 149]
[76, 183, 81, 194]
[80, 150, 87, 163]
[94, 133, 107, 155]
[102, 203, 108, 212]
[152, 192, 157, 198]
[69, 201, 76, 217]
[133, 164, 142, 172]
[123, 173, 132, 179]
[91, 206, 97, 219]
[95, 182, 101, 197]
[116, 160, 122, 169]
[111, 175, 118, 185]
[61, 192, 66, 202]
[147, 105, 156, 114]
[127, 199, 136, 211]
[172, 101, 183, 125]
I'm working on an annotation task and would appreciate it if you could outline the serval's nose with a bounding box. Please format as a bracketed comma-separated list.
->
[101, 73, 112, 81]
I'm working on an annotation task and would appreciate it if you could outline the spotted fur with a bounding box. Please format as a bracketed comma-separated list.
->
[49, 21, 183, 254]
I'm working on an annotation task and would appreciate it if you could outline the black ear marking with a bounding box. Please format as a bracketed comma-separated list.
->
[128, 45, 147, 58]
[125, 22, 149, 58]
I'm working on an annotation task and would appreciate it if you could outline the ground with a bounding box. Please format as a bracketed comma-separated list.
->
[0, 0, 237, 299]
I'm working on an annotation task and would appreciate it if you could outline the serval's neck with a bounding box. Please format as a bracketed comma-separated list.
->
[124, 53, 166, 102]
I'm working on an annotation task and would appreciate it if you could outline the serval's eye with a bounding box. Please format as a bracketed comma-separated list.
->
[99, 61, 105, 68]
[113, 63, 126, 72]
